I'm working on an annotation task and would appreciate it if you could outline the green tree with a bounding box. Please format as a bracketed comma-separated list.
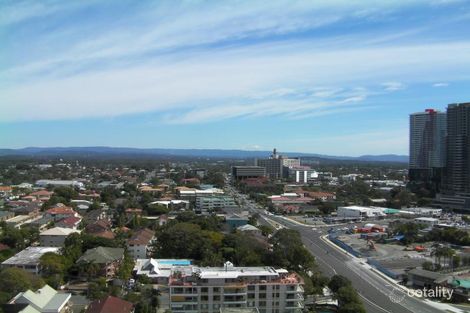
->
[328, 275, 351, 293]
[40, 252, 67, 288]
[270, 229, 316, 272]
[422, 261, 434, 271]
[155, 222, 214, 260]
[0, 267, 44, 300]
[88, 277, 108, 299]
[118, 252, 135, 280]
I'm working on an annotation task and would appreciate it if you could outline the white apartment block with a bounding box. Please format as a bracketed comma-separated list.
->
[195, 196, 237, 214]
[127, 228, 155, 259]
[169, 262, 304, 313]
[39, 227, 80, 247]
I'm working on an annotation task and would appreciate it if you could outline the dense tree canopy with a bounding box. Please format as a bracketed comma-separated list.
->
[0, 267, 44, 304]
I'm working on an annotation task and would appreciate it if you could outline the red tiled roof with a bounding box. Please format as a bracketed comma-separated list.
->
[0, 243, 10, 251]
[57, 216, 82, 227]
[125, 208, 142, 214]
[0, 186, 12, 192]
[93, 230, 115, 240]
[85, 296, 133, 313]
[47, 207, 76, 215]
[271, 196, 313, 202]
[306, 191, 336, 198]
[86, 220, 111, 233]
[30, 190, 54, 196]
[127, 228, 155, 245]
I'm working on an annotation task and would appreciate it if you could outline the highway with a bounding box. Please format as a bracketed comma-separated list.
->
[226, 184, 449, 313]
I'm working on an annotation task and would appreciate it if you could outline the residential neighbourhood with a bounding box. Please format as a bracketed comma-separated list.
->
[2, 2, 470, 313]
[0, 140, 469, 313]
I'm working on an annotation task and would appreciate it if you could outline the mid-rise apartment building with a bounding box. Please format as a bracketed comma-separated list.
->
[169, 262, 304, 313]
[195, 195, 237, 214]
[127, 228, 155, 259]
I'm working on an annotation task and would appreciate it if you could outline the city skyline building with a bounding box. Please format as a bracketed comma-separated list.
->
[442, 103, 470, 197]
[255, 149, 300, 180]
[408, 109, 446, 191]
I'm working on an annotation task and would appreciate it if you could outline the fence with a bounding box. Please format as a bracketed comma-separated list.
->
[366, 258, 400, 279]
[328, 234, 362, 258]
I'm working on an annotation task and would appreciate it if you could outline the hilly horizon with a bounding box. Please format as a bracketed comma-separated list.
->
[0, 146, 409, 163]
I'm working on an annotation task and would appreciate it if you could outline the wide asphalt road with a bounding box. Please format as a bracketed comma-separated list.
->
[226, 184, 449, 313]
[264, 214, 448, 313]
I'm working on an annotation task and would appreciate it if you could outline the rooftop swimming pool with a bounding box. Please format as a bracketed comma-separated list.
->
[158, 259, 191, 266]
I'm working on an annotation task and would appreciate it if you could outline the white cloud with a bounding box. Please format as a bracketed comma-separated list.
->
[2, 41, 470, 122]
[1, 1, 470, 124]
[432, 82, 449, 87]
[381, 81, 406, 91]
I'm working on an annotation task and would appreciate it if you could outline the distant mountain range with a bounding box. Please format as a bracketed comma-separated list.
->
[0, 146, 409, 163]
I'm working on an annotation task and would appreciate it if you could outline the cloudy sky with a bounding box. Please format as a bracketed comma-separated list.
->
[1, 0, 470, 155]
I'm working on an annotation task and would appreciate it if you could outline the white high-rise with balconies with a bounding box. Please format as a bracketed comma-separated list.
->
[169, 262, 304, 313]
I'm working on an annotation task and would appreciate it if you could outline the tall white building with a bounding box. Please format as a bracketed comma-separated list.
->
[169, 262, 304, 313]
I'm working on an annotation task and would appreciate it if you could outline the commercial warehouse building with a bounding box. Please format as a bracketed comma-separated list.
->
[337, 206, 386, 219]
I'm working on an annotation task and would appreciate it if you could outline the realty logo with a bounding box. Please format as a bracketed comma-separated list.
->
[388, 287, 406, 303]
[388, 285, 454, 303]
[408, 287, 453, 300]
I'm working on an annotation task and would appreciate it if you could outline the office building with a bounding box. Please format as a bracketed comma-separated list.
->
[255, 149, 300, 180]
[195, 195, 237, 214]
[409, 109, 446, 188]
[169, 262, 304, 313]
[231, 166, 266, 180]
[281, 158, 300, 168]
[287, 167, 318, 183]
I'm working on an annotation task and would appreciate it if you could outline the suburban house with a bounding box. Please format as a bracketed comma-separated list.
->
[46, 205, 80, 221]
[3, 284, 72, 313]
[56, 216, 82, 229]
[0, 210, 15, 222]
[237, 224, 262, 236]
[85, 295, 134, 313]
[39, 227, 81, 247]
[1, 246, 60, 274]
[77, 246, 124, 278]
[27, 190, 54, 202]
[85, 220, 115, 239]
[126, 228, 155, 259]
[0, 185, 12, 197]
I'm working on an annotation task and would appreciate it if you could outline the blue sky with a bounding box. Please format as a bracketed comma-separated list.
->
[1, 0, 470, 156]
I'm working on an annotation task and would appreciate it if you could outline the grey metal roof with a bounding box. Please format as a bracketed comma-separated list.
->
[77, 246, 124, 264]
